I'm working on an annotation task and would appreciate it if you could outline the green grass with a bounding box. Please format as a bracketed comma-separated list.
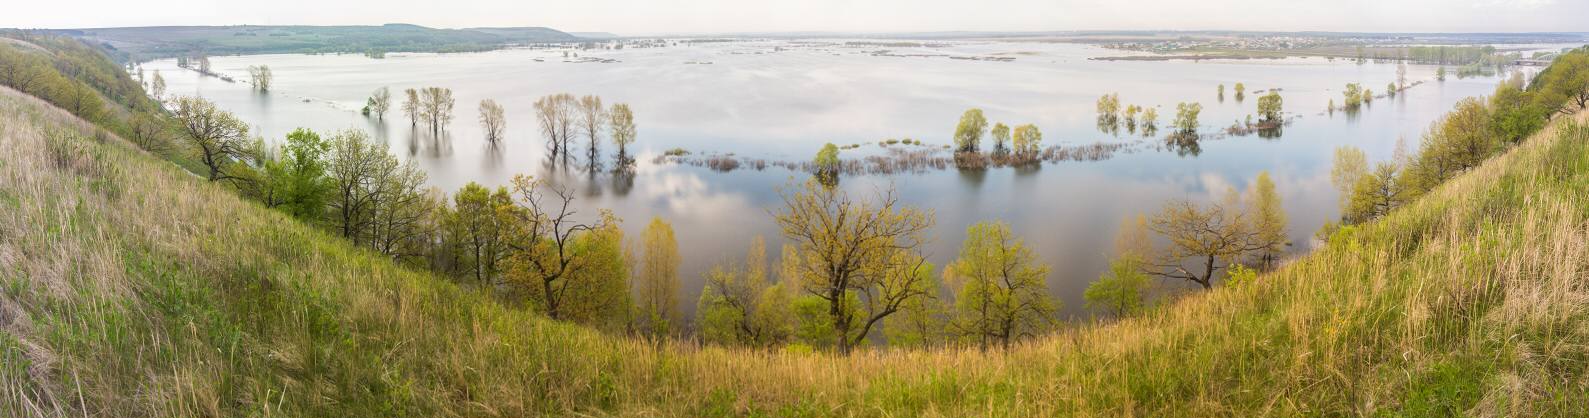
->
[2, 85, 1589, 416]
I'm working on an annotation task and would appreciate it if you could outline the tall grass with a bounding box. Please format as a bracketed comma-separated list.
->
[2, 85, 1587, 416]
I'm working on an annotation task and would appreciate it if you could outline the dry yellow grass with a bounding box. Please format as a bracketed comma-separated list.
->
[2, 84, 1587, 417]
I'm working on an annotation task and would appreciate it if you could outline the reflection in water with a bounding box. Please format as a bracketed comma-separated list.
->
[403, 127, 455, 158]
[147, 42, 1534, 318]
[582, 166, 604, 198]
[368, 116, 390, 143]
[1257, 126, 1284, 140]
[956, 167, 987, 189]
[483, 142, 504, 171]
[1095, 115, 1120, 137]
[1013, 162, 1042, 177]
[1165, 132, 1203, 157]
[610, 166, 635, 197]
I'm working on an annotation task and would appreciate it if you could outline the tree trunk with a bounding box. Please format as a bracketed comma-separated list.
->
[1199, 257, 1216, 289]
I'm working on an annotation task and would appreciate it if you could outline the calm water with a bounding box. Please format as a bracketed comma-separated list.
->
[148, 40, 1547, 319]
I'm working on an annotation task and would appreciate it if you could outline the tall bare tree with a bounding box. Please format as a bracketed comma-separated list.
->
[502, 175, 608, 320]
[577, 95, 605, 165]
[1145, 193, 1265, 289]
[533, 94, 577, 162]
[247, 65, 272, 92]
[366, 87, 391, 119]
[479, 99, 506, 143]
[402, 88, 421, 126]
[420, 87, 455, 134]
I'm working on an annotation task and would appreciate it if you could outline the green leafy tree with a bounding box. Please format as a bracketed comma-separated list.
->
[953, 108, 987, 153]
[883, 262, 943, 349]
[275, 128, 332, 222]
[1531, 49, 1588, 118]
[698, 236, 776, 346]
[638, 217, 682, 338]
[1343, 83, 1364, 108]
[1173, 102, 1202, 134]
[1257, 91, 1283, 124]
[1330, 146, 1369, 213]
[1096, 93, 1121, 121]
[1246, 171, 1287, 270]
[813, 143, 841, 186]
[989, 123, 1011, 155]
[1084, 256, 1149, 318]
[1343, 162, 1405, 224]
[608, 103, 637, 164]
[449, 183, 515, 286]
[945, 221, 1058, 351]
[1011, 124, 1042, 158]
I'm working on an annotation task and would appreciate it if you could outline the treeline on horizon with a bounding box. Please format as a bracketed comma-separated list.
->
[50, 24, 584, 62]
[3, 30, 1588, 355]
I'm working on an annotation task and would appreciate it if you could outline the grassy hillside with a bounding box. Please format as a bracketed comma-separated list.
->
[3, 80, 1588, 416]
[44, 24, 580, 61]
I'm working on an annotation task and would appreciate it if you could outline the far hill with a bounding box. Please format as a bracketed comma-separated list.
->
[43, 23, 582, 61]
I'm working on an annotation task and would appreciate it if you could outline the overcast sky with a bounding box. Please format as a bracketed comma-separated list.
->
[5, 0, 1587, 34]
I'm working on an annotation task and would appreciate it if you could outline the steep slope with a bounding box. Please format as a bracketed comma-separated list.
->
[2, 83, 1588, 417]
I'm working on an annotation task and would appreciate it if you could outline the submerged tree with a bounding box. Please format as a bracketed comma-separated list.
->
[1096, 93, 1121, 121]
[1011, 123, 1042, 160]
[364, 87, 391, 119]
[402, 88, 421, 126]
[1257, 91, 1283, 124]
[773, 180, 934, 354]
[577, 95, 605, 165]
[813, 143, 841, 186]
[247, 65, 272, 92]
[535, 93, 577, 160]
[479, 99, 506, 143]
[953, 108, 987, 153]
[945, 221, 1057, 351]
[990, 122, 1011, 155]
[608, 103, 637, 165]
[1173, 102, 1202, 134]
[420, 87, 456, 134]
[1343, 83, 1364, 109]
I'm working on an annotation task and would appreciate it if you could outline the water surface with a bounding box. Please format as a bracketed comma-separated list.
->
[149, 40, 1544, 319]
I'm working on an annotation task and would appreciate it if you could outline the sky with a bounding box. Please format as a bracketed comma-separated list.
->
[4, 0, 1587, 34]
